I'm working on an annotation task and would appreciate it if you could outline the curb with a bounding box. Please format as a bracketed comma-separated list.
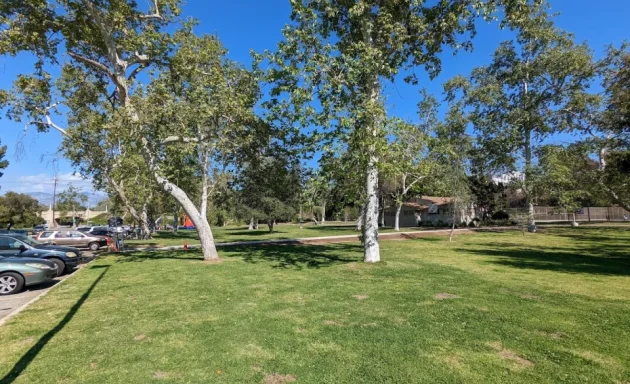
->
[0, 259, 96, 328]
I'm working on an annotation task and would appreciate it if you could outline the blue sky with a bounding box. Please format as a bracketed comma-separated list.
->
[0, 0, 628, 196]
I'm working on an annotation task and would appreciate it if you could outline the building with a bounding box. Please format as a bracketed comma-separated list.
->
[383, 196, 476, 228]
[492, 171, 525, 185]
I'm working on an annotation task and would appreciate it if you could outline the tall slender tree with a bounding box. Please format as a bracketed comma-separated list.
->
[446, 3, 597, 231]
[264, 0, 539, 262]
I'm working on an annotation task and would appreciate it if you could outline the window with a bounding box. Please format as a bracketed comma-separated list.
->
[70, 232, 85, 238]
[54, 233, 69, 239]
[39, 231, 54, 239]
[0, 237, 12, 250]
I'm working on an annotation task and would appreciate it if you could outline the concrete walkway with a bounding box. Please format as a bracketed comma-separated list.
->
[123, 227, 502, 252]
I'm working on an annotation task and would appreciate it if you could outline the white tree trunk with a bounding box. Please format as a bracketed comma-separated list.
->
[141, 202, 152, 238]
[356, 205, 365, 231]
[363, 157, 380, 262]
[248, 217, 254, 230]
[394, 202, 402, 232]
[321, 202, 326, 224]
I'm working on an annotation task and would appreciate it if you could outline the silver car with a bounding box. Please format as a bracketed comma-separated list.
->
[36, 230, 108, 251]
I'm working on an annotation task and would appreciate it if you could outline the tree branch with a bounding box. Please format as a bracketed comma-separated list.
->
[139, 0, 163, 20]
[161, 136, 200, 144]
[68, 51, 116, 82]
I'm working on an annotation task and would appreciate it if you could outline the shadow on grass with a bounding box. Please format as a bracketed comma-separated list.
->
[143, 231, 199, 240]
[224, 243, 362, 269]
[1, 265, 109, 384]
[117, 243, 362, 270]
[464, 246, 630, 276]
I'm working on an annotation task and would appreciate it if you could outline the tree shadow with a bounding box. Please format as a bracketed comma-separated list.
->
[222, 243, 362, 270]
[117, 243, 362, 270]
[462, 246, 630, 276]
[1, 265, 110, 384]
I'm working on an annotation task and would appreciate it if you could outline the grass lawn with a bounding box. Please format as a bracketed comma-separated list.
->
[125, 223, 406, 248]
[1, 226, 629, 383]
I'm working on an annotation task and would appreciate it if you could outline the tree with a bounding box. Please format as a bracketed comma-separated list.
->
[0, 192, 45, 227]
[0, 139, 8, 186]
[264, 0, 536, 262]
[237, 149, 302, 233]
[447, 3, 597, 232]
[428, 102, 472, 241]
[56, 185, 88, 219]
[1, 1, 262, 261]
[534, 145, 590, 225]
[382, 93, 435, 231]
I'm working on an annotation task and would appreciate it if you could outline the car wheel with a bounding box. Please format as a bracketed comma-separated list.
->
[49, 258, 66, 277]
[88, 242, 100, 251]
[0, 272, 24, 295]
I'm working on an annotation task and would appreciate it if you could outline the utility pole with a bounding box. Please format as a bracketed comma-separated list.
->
[52, 177, 58, 228]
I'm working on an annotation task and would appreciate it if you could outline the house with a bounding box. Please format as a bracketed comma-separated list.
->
[383, 196, 476, 228]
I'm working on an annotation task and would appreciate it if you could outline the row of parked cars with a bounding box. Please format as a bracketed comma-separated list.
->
[0, 225, 127, 295]
[0, 233, 87, 295]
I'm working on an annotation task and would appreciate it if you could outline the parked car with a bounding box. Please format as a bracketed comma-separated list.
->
[33, 224, 49, 234]
[0, 256, 57, 295]
[36, 230, 108, 251]
[0, 234, 82, 276]
[77, 226, 111, 238]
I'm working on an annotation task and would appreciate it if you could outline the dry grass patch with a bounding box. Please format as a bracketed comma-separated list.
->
[486, 341, 534, 370]
[264, 373, 297, 384]
[435, 293, 460, 300]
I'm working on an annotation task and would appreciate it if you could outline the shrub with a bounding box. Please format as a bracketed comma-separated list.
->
[491, 210, 510, 220]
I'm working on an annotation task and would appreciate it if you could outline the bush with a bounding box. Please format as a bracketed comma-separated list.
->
[435, 220, 449, 228]
[469, 218, 481, 228]
[423, 221, 434, 227]
[491, 210, 510, 220]
[459, 221, 469, 228]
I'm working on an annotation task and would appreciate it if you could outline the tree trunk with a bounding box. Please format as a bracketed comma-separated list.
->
[254, 220, 259, 230]
[449, 210, 456, 242]
[172, 207, 178, 233]
[394, 202, 402, 232]
[356, 205, 365, 231]
[299, 205, 303, 229]
[363, 156, 380, 262]
[524, 127, 536, 232]
[321, 202, 326, 224]
[379, 197, 385, 228]
[139, 139, 218, 260]
[141, 202, 152, 238]
[268, 220, 274, 233]
[248, 217, 254, 230]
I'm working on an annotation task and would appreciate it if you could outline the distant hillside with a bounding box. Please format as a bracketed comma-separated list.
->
[25, 191, 108, 208]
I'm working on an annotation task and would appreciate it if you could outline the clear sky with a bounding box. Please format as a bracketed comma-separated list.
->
[0, 0, 628, 196]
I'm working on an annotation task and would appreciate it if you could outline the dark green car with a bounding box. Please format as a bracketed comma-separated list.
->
[0, 256, 57, 295]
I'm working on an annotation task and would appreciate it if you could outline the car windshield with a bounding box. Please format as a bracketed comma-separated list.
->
[13, 235, 43, 246]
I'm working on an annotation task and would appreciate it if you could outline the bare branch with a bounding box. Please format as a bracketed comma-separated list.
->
[68, 51, 116, 82]
[128, 63, 149, 82]
[139, 0, 163, 20]
[162, 136, 200, 144]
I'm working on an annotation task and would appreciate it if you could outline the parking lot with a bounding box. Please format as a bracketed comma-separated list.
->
[0, 254, 96, 323]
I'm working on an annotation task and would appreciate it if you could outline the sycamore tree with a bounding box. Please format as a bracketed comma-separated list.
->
[1, 1, 261, 261]
[446, 3, 597, 232]
[428, 101, 472, 241]
[382, 93, 435, 231]
[534, 144, 590, 225]
[263, 0, 539, 262]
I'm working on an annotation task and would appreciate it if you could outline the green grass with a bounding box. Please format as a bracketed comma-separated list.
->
[125, 223, 407, 248]
[1, 226, 629, 383]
